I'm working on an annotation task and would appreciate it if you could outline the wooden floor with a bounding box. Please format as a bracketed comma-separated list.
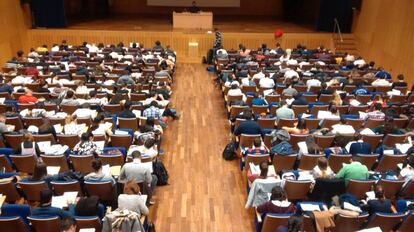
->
[67, 14, 315, 33]
[148, 64, 255, 231]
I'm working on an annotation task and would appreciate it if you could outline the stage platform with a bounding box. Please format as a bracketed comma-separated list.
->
[66, 14, 316, 33]
[27, 15, 332, 63]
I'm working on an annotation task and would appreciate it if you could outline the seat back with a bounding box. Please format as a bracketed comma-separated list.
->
[0, 216, 29, 232]
[357, 154, 379, 170]
[40, 155, 69, 172]
[51, 180, 83, 196]
[292, 105, 308, 115]
[4, 134, 24, 150]
[252, 105, 268, 115]
[277, 118, 298, 128]
[366, 213, 405, 232]
[60, 104, 78, 114]
[57, 134, 80, 150]
[328, 154, 352, 173]
[383, 134, 406, 147]
[75, 216, 102, 232]
[315, 135, 335, 149]
[0, 154, 14, 172]
[0, 181, 21, 202]
[69, 154, 94, 174]
[109, 135, 132, 151]
[84, 181, 114, 202]
[345, 118, 364, 130]
[245, 154, 269, 171]
[257, 118, 276, 130]
[33, 134, 56, 143]
[28, 216, 60, 232]
[362, 134, 383, 152]
[333, 213, 369, 232]
[261, 214, 291, 232]
[284, 180, 312, 201]
[378, 179, 405, 200]
[18, 181, 48, 202]
[239, 134, 262, 148]
[22, 117, 44, 128]
[304, 118, 320, 130]
[10, 154, 36, 174]
[289, 134, 308, 152]
[320, 118, 340, 129]
[272, 154, 297, 173]
[98, 154, 125, 166]
[365, 118, 385, 128]
[298, 154, 325, 171]
[375, 154, 406, 172]
[347, 179, 375, 199]
[398, 212, 414, 232]
[118, 118, 139, 131]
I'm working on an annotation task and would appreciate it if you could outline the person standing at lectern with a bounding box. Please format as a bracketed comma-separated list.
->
[189, 1, 200, 13]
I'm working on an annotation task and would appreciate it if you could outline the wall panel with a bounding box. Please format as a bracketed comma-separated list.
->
[354, 0, 414, 86]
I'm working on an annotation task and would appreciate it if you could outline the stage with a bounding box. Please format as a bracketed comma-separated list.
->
[65, 14, 316, 33]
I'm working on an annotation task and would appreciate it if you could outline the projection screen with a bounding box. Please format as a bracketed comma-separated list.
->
[147, 0, 240, 7]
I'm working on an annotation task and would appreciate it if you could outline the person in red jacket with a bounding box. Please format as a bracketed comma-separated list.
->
[18, 89, 38, 104]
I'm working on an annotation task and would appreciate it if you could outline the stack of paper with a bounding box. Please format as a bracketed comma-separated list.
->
[37, 141, 51, 153]
[300, 204, 321, 212]
[47, 166, 60, 175]
[344, 202, 362, 213]
[51, 191, 78, 209]
[53, 124, 63, 134]
[250, 163, 261, 175]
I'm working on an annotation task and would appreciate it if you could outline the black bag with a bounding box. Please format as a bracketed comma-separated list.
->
[153, 158, 169, 186]
[223, 142, 236, 160]
[207, 49, 214, 64]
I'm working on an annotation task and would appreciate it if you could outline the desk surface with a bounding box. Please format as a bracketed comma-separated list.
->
[173, 11, 213, 16]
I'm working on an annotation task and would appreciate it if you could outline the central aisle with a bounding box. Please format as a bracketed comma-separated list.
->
[149, 64, 255, 231]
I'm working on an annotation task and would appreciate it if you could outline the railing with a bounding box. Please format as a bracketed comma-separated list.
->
[332, 18, 343, 52]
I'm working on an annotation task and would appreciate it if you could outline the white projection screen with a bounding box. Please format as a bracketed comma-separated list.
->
[147, 0, 240, 7]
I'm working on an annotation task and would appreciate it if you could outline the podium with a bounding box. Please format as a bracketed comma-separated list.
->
[173, 12, 213, 30]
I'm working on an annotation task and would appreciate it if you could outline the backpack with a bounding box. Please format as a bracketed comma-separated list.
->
[153, 158, 169, 186]
[270, 141, 294, 156]
[222, 142, 236, 160]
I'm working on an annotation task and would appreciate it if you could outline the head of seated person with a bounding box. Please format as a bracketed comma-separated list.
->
[60, 217, 77, 232]
[30, 162, 47, 181]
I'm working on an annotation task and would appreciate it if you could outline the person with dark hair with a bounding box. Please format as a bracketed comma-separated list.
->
[73, 132, 101, 156]
[365, 103, 385, 120]
[336, 155, 369, 185]
[213, 28, 222, 49]
[233, 111, 262, 136]
[290, 93, 307, 107]
[372, 116, 404, 135]
[244, 137, 269, 156]
[257, 186, 296, 214]
[251, 93, 268, 106]
[153, 40, 163, 50]
[349, 134, 371, 155]
[38, 118, 57, 138]
[392, 74, 407, 88]
[60, 217, 76, 232]
[27, 162, 60, 188]
[61, 90, 79, 106]
[118, 101, 136, 118]
[188, 1, 200, 13]
[84, 158, 115, 184]
[32, 189, 75, 218]
[247, 161, 277, 182]
[365, 185, 396, 217]
[74, 196, 100, 217]
[0, 79, 14, 94]
[117, 70, 135, 86]
[18, 89, 38, 104]
[317, 82, 333, 99]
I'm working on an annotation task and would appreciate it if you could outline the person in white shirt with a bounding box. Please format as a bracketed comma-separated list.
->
[371, 76, 391, 87]
[88, 44, 99, 53]
[306, 77, 321, 91]
[51, 44, 60, 52]
[252, 72, 264, 82]
[284, 69, 299, 79]
[400, 156, 414, 186]
[259, 77, 275, 88]
[345, 53, 355, 62]
[227, 84, 243, 97]
[353, 57, 366, 68]
[286, 59, 298, 65]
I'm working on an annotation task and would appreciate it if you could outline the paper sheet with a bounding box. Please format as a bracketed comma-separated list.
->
[47, 166, 60, 175]
[51, 195, 67, 209]
[344, 202, 362, 213]
[37, 141, 51, 153]
[63, 191, 78, 204]
[300, 204, 321, 212]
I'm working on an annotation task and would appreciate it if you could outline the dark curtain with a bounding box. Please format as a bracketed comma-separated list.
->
[316, 0, 353, 33]
[31, 0, 67, 28]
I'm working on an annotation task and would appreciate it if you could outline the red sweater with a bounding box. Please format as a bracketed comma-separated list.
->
[18, 95, 38, 104]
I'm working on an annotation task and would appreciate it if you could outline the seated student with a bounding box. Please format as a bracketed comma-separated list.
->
[336, 155, 369, 185]
[243, 137, 269, 157]
[247, 161, 277, 183]
[290, 93, 307, 107]
[32, 189, 75, 218]
[276, 100, 295, 121]
[18, 89, 39, 104]
[128, 138, 159, 159]
[251, 93, 268, 106]
[352, 84, 370, 95]
[84, 158, 115, 185]
[73, 132, 102, 156]
[60, 217, 77, 232]
[372, 75, 391, 87]
[298, 136, 322, 158]
[364, 185, 396, 217]
[364, 103, 385, 120]
[227, 83, 243, 97]
[348, 134, 372, 155]
[317, 82, 333, 99]
[372, 117, 404, 135]
[38, 119, 57, 138]
[0, 80, 13, 94]
[74, 196, 100, 217]
[119, 151, 157, 204]
[88, 115, 113, 139]
[256, 186, 296, 214]
[61, 90, 79, 106]
[15, 132, 41, 158]
[392, 74, 407, 88]
[399, 154, 414, 185]
[233, 111, 262, 136]
[312, 157, 335, 179]
[26, 162, 60, 188]
[118, 181, 149, 217]
[118, 101, 136, 118]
